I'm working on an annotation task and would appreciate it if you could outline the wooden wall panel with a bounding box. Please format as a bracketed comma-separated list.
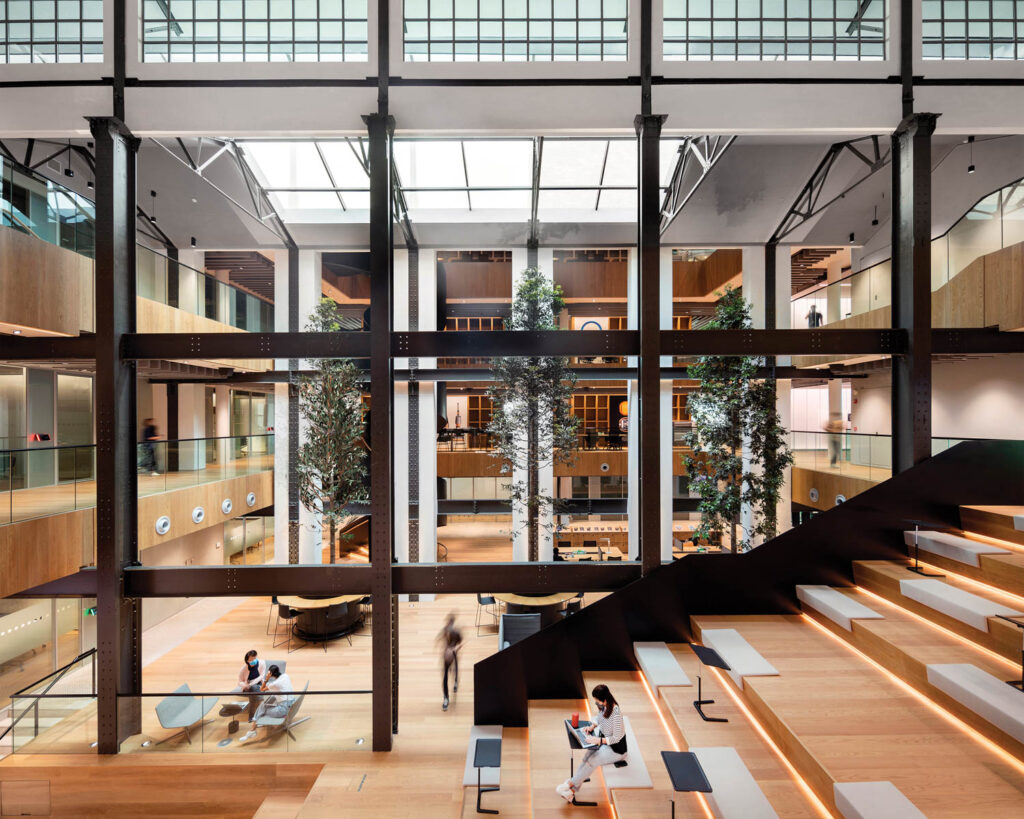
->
[137, 470, 274, 551]
[0, 509, 93, 598]
[984, 240, 1024, 331]
[791, 466, 878, 511]
[0, 225, 92, 335]
[673, 249, 742, 298]
[441, 261, 512, 300]
[555, 260, 628, 299]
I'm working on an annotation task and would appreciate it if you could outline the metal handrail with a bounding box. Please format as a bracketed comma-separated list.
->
[0, 433, 274, 457]
[1, 648, 96, 743]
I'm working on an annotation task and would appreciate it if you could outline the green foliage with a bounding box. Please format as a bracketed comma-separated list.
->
[684, 286, 793, 551]
[488, 268, 579, 557]
[296, 299, 368, 546]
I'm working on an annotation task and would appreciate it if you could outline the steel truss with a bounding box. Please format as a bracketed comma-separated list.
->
[660, 135, 736, 235]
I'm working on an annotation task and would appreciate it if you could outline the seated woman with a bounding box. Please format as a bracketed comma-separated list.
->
[556, 684, 627, 802]
[234, 649, 266, 714]
[239, 664, 294, 744]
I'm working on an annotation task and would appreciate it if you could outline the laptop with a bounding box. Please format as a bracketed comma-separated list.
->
[564, 719, 600, 748]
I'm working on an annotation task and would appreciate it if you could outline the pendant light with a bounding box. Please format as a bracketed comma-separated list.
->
[967, 136, 976, 174]
[149, 190, 158, 223]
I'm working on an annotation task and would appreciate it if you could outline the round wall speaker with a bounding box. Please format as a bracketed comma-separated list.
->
[600, 462, 610, 473]
[155, 516, 171, 536]
[808, 488, 819, 503]
[221, 498, 233, 515]
[191, 506, 205, 524]
[246, 492, 257, 507]
[835, 494, 847, 505]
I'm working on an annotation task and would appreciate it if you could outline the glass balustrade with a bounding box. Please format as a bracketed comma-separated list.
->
[7, 650, 97, 755]
[791, 175, 1024, 329]
[2, 156, 272, 333]
[0, 434, 274, 526]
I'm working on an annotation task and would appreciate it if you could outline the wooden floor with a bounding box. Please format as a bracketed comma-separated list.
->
[692, 614, 1024, 817]
[1, 456, 273, 523]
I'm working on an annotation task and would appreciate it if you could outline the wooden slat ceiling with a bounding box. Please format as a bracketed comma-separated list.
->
[790, 247, 842, 295]
[204, 251, 275, 302]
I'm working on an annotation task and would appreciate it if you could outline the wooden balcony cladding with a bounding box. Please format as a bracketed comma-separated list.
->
[791, 466, 879, 512]
[439, 251, 513, 303]
[135, 298, 273, 371]
[137, 470, 274, 552]
[437, 449, 690, 477]
[674, 248, 742, 299]
[0, 224, 92, 336]
[0, 509, 92, 598]
[555, 251, 628, 301]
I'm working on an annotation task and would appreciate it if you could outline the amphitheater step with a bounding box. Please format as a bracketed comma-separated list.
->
[960, 505, 1024, 548]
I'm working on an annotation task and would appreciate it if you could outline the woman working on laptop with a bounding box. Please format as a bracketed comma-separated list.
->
[557, 684, 627, 802]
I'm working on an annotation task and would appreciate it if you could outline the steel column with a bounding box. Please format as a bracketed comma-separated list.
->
[636, 112, 666, 575]
[366, 111, 396, 751]
[90, 117, 140, 753]
[890, 113, 938, 473]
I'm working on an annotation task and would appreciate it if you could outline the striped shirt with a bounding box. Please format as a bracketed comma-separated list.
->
[594, 705, 625, 746]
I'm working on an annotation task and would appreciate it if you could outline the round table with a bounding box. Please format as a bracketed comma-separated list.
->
[494, 592, 578, 627]
[279, 594, 365, 642]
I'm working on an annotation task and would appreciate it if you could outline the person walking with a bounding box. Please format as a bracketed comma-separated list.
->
[140, 417, 160, 476]
[806, 304, 824, 328]
[824, 412, 844, 467]
[438, 613, 462, 712]
[557, 684, 628, 802]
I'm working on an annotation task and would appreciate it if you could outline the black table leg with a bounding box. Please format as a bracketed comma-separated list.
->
[476, 766, 499, 814]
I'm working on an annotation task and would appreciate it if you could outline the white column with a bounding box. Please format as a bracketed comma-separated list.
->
[626, 248, 639, 559]
[660, 247, 674, 561]
[740, 247, 766, 546]
[536, 247, 555, 561]
[417, 251, 439, 582]
[176, 384, 206, 471]
[393, 249, 410, 566]
[774, 244, 793, 535]
[272, 251, 289, 564]
[296, 250, 322, 563]
[510, 246, 529, 561]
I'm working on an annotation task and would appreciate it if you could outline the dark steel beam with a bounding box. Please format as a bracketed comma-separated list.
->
[120, 563, 639, 596]
[0, 335, 96, 361]
[11, 569, 97, 598]
[396, 330, 638, 358]
[366, 110, 396, 751]
[660, 328, 904, 356]
[637, 112, 666, 576]
[891, 114, 938, 472]
[932, 329, 1024, 354]
[122, 332, 372, 360]
[89, 117, 140, 753]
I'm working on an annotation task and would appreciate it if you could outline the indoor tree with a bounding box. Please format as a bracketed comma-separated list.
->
[684, 286, 793, 552]
[297, 298, 368, 563]
[488, 267, 580, 561]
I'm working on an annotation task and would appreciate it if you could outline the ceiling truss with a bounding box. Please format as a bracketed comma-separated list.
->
[659, 135, 736, 235]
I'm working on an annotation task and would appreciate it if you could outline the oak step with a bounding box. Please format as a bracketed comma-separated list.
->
[960, 505, 1024, 548]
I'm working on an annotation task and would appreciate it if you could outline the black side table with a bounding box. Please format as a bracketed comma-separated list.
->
[474, 737, 502, 814]
[661, 751, 713, 819]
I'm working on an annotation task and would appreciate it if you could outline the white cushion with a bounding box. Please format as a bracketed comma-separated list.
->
[601, 716, 652, 790]
[927, 663, 1024, 745]
[1015, 513, 1024, 532]
[463, 725, 502, 786]
[834, 781, 926, 819]
[634, 642, 691, 692]
[904, 530, 1009, 568]
[899, 578, 1021, 632]
[690, 746, 778, 819]
[700, 629, 779, 689]
[796, 586, 883, 631]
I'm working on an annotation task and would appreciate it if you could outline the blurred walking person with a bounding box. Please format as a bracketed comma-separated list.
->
[438, 613, 463, 711]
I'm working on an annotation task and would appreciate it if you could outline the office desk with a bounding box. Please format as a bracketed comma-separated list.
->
[494, 592, 577, 627]
[278, 594, 365, 641]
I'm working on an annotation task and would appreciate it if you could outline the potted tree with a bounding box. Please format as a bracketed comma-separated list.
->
[684, 286, 793, 552]
[488, 267, 580, 561]
[297, 298, 368, 563]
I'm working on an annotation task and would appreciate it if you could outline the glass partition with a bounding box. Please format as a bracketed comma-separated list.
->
[1, 155, 95, 257]
[7, 649, 97, 755]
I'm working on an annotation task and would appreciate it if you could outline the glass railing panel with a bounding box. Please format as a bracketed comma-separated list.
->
[8, 651, 97, 754]
[118, 692, 372, 754]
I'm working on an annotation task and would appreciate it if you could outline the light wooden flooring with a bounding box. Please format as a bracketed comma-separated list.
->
[1, 457, 273, 523]
[692, 614, 1024, 817]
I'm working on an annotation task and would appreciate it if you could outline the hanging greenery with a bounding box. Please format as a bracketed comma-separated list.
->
[488, 267, 580, 561]
[684, 286, 793, 552]
[297, 298, 368, 563]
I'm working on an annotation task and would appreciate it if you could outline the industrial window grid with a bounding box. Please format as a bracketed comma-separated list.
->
[0, 0, 103, 63]
[662, 0, 886, 60]
[921, 0, 1024, 59]
[402, 0, 629, 62]
[140, 0, 370, 62]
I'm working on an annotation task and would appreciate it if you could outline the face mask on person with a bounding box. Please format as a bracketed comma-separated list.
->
[249, 659, 258, 667]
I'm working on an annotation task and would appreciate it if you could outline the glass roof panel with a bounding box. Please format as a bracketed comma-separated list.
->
[241, 142, 331, 189]
[601, 140, 638, 187]
[596, 189, 636, 210]
[343, 191, 370, 210]
[660, 139, 687, 187]
[470, 190, 532, 209]
[405, 190, 470, 209]
[269, 191, 343, 211]
[540, 140, 608, 187]
[394, 141, 466, 188]
[538, 189, 599, 210]
[463, 140, 534, 188]
[318, 141, 369, 189]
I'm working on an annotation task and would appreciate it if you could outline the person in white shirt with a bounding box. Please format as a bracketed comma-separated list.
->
[239, 664, 294, 744]
[557, 684, 628, 802]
